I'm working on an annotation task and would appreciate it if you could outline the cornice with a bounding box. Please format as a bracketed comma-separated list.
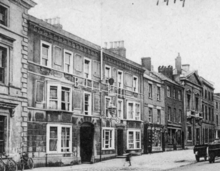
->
[103, 53, 145, 75]
[9, 0, 36, 9]
[28, 20, 100, 58]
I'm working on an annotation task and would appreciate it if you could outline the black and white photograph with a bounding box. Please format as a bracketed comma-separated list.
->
[1, 0, 220, 170]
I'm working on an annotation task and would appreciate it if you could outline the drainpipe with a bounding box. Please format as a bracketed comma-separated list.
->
[101, 48, 103, 81]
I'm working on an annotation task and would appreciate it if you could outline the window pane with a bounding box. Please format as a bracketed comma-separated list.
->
[42, 44, 49, 58]
[65, 53, 71, 64]
[50, 86, 57, 99]
[49, 127, 57, 151]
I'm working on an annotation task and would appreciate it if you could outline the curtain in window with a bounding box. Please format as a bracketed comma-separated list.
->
[49, 86, 58, 109]
[49, 127, 58, 151]
[61, 127, 70, 152]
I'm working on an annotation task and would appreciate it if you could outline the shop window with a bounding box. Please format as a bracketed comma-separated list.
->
[127, 130, 141, 149]
[41, 41, 52, 67]
[0, 5, 7, 26]
[47, 124, 72, 153]
[102, 128, 115, 150]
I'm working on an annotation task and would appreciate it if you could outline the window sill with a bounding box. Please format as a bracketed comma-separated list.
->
[102, 148, 115, 151]
[46, 152, 72, 155]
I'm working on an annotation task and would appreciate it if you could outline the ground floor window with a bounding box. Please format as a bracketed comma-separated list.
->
[187, 126, 192, 141]
[0, 116, 6, 153]
[47, 124, 72, 153]
[102, 127, 115, 150]
[127, 130, 141, 149]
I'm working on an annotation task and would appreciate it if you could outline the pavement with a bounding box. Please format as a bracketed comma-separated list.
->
[31, 149, 196, 171]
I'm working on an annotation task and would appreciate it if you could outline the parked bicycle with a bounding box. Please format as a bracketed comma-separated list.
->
[17, 152, 34, 171]
[0, 152, 17, 171]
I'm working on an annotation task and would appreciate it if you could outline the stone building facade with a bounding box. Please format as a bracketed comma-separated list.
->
[141, 57, 166, 153]
[27, 14, 145, 167]
[214, 93, 220, 139]
[0, 0, 35, 159]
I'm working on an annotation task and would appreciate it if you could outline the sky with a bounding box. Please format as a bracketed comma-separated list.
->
[29, 0, 220, 92]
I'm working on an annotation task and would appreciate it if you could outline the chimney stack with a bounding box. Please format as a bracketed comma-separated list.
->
[108, 40, 126, 58]
[175, 53, 182, 75]
[141, 57, 152, 71]
[45, 17, 63, 30]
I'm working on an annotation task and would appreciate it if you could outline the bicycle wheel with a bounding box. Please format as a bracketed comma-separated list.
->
[6, 159, 17, 171]
[27, 158, 34, 169]
[0, 160, 5, 171]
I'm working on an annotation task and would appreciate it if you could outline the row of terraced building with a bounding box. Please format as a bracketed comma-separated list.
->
[0, 0, 219, 168]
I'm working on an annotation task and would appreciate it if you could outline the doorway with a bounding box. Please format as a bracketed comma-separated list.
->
[117, 129, 123, 155]
[80, 122, 94, 163]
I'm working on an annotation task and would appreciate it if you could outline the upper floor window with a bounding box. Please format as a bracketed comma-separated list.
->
[53, 46, 62, 70]
[105, 65, 111, 84]
[157, 86, 161, 101]
[216, 102, 218, 110]
[41, 41, 52, 67]
[0, 46, 7, 84]
[0, 5, 7, 26]
[64, 50, 73, 73]
[117, 99, 123, 119]
[157, 109, 161, 124]
[178, 90, 181, 101]
[187, 94, 191, 109]
[173, 89, 176, 99]
[149, 107, 153, 123]
[84, 58, 91, 79]
[84, 92, 91, 115]
[133, 76, 138, 93]
[148, 83, 152, 99]
[48, 84, 72, 111]
[167, 86, 171, 97]
[173, 108, 176, 122]
[168, 107, 171, 121]
[127, 102, 140, 120]
[179, 109, 182, 123]
[105, 96, 111, 118]
[205, 90, 207, 99]
[117, 70, 123, 88]
[216, 115, 218, 126]
[195, 95, 199, 111]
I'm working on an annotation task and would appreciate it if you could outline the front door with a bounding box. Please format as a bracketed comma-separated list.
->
[80, 123, 94, 163]
[117, 129, 123, 155]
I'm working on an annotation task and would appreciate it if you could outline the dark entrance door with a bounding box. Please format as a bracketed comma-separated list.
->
[80, 123, 94, 163]
[117, 129, 123, 155]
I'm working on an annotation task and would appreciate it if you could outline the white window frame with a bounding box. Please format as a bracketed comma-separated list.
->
[117, 70, 123, 89]
[105, 65, 111, 84]
[157, 86, 161, 101]
[41, 41, 52, 68]
[126, 101, 141, 121]
[105, 96, 111, 118]
[47, 83, 72, 111]
[133, 76, 138, 93]
[46, 124, 72, 154]
[102, 127, 115, 150]
[64, 49, 73, 74]
[117, 99, 123, 119]
[84, 57, 92, 79]
[127, 129, 141, 150]
[84, 91, 92, 115]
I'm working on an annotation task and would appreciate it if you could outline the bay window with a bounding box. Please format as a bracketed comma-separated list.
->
[127, 102, 140, 120]
[48, 84, 72, 111]
[102, 128, 115, 150]
[47, 124, 72, 153]
[127, 130, 141, 149]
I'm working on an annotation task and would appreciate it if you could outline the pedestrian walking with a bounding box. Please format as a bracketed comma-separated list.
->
[123, 152, 132, 166]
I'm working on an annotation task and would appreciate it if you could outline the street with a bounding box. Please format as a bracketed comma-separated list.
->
[32, 149, 197, 171]
[171, 157, 220, 171]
